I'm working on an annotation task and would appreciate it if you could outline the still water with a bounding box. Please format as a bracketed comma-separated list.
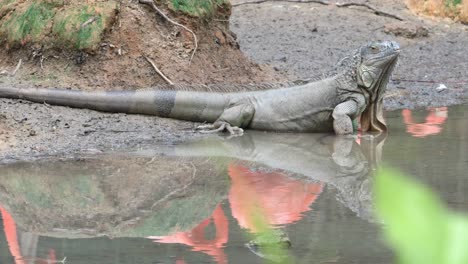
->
[0, 105, 466, 264]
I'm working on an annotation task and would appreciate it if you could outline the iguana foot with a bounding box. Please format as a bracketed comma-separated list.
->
[196, 122, 244, 136]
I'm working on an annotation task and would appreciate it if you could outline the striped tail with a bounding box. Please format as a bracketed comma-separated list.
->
[0, 86, 229, 122]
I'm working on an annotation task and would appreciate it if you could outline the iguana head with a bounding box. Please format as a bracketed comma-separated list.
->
[357, 41, 400, 132]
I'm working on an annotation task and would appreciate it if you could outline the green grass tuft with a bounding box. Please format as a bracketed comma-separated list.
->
[445, 0, 462, 8]
[52, 3, 115, 50]
[2, 1, 55, 44]
[170, 0, 228, 17]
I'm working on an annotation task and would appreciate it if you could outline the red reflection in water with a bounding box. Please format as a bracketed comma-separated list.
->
[149, 204, 229, 264]
[402, 107, 448, 138]
[228, 164, 323, 231]
[0, 207, 26, 264]
[151, 163, 323, 263]
[0, 207, 57, 264]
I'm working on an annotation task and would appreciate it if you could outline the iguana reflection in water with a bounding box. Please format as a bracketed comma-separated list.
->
[143, 131, 386, 221]
[144, 132, 386, 263]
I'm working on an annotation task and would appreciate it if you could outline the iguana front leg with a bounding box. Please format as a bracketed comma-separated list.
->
[332, 100, 363, 135]
[197, 99, 255, 136]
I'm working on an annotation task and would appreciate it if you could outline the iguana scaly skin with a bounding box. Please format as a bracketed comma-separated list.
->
[0, 41, 399, 135]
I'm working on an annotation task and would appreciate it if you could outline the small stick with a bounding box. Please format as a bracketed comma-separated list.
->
[335, 2, 403, 21]
[144, 56, 174, 85]
[40, 56, 45, 70]
[81, 16, 97, 29]
[139, 0, 198, 64]
[233, 0, 403, 20]
[392, 78, 468, 85]
[11, 59, 22, 76]
[233, 0, 330, 6]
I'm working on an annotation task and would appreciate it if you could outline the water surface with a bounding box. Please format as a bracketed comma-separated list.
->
[0, 105, 466, 264]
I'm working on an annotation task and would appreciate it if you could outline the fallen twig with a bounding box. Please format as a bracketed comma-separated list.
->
[40, 56, 45, 70]
[335, 2, 403, 21]
[392, 78, 468, 85]
[144, 56, 174, 85]
[233, 0, 403, 20]
[233, 0, 329, 6]
[11, 59, 22, 76]
[139, 0, 198, 63]
[81, 16, 97, 29]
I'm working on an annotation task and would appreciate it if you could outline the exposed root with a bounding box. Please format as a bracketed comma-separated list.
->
[144, 56, 174, 85]
[335, 2, 403, 21]
[233, 0, 330, 6]
[233, 0, 403, 21]
[139, 0, 198, 64]
[11, 59, 22, 76]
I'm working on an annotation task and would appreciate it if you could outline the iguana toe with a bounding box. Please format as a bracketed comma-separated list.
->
[196, 122, 243, 136]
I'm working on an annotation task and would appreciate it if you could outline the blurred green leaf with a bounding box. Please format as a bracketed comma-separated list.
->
[445, 214, 468, 264]
[375, 167, 468, 264]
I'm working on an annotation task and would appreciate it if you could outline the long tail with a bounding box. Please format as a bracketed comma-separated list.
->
[0, 86, 229, 122]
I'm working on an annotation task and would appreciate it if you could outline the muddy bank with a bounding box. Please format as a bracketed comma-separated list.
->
[0, 97, 203, 162]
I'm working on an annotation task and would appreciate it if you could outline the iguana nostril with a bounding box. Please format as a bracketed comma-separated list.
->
[389, 41, 400, 51]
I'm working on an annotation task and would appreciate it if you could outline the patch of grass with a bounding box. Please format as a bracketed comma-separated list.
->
[406, 0, 467, 22]
[0, 1, 117, 50]
[169, 0, 228, 17]
[1, 1, 55, 44]
[52, 2, 116, 50]
[53, 6, 102, 50]
[445, 0, 462, 8]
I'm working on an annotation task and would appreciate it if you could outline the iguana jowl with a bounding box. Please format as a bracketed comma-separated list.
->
[0, 41, 399, 135]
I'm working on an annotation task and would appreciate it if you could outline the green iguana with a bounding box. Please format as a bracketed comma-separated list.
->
[0, 41, 399, 135]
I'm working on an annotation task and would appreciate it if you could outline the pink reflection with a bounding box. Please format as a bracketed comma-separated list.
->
[228, 164, 323, 231]
[402, 107, 448, 138]
[149, 204, 229, 264]
[0, 207, 57, 264]
[150, 163, 323, 263]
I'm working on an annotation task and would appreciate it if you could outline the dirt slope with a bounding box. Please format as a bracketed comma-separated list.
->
[0, 0, 282, 89]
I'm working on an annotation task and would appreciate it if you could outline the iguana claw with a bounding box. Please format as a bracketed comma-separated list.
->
[196, 122, 244, 136]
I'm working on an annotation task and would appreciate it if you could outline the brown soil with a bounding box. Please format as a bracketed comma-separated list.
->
[0, 1, 282, 90]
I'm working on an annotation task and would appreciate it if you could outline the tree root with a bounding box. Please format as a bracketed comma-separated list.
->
[233, 0, 403, 21]
[139, 0, 198, 64]
[144, 56, 174, 85]
[335, 2, 403, 21]
[11, 59, 22, 76]
[233, 0, 329, 6]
